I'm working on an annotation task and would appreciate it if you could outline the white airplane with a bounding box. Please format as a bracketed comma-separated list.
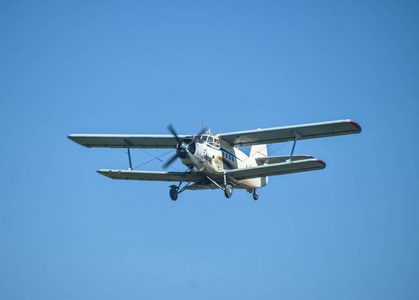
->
[68, 119, 361, 201]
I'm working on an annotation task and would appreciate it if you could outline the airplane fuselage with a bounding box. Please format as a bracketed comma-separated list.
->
[178, 134, 267, 190]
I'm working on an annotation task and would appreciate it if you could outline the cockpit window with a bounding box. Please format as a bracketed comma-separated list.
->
[197, 134, 220, 148]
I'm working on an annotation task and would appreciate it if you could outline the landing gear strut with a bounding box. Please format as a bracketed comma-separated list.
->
[169, 186, 178, 201]
[169, 181, 195, 201]
[224, 184, 233, 198]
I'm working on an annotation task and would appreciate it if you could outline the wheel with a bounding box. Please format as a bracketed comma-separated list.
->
[170, 186, 178, 201]
[224, 184, 233, 198]
[253, 191, 259, 201]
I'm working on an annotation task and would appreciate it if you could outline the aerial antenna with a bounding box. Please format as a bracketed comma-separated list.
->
[202, 120, 204, 132]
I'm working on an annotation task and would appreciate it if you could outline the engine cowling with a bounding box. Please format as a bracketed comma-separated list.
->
[177, 138, 210, 171]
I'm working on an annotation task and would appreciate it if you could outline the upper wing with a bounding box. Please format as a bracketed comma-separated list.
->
[226, 158, 326, 180]
[218, 119, 361, 147]
[97, 169, 200, 182]
[68, 134, 187, 148]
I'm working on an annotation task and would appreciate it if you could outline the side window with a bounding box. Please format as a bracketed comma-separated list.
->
[208, 136, 213, 144]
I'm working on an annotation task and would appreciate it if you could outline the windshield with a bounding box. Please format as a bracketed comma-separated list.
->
[200, 135, 208, 142]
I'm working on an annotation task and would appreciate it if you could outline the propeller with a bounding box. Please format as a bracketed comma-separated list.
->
[162, 124, 182, 169]
[162, 124, 208, 170]
[162, 152, 179, 169]
[167, 124, 181, 144]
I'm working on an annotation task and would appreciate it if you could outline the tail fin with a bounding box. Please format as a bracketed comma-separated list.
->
[250, 144, 268, 187]
[250, 144, 267, 159]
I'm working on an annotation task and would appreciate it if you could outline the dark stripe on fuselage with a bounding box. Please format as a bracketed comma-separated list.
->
[206, 144, 244, 163]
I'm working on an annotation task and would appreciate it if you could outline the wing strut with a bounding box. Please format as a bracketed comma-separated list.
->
[125, 139, 133, 170]
[288, 131, 301, 162]
[170, 177, 196, 196]
[206, 175, 223, 190]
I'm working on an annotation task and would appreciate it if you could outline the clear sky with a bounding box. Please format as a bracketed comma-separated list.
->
[1, 0, 418, 299]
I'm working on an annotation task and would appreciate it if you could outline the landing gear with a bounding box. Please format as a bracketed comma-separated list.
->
[224, 184, 233, 198]
[168, 181, 195, 201]
[252, 190, 259, 201]
[169, 186, 178, 201]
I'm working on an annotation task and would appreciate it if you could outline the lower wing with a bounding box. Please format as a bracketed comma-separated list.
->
[97, 169, 200, 182]
[226, 158, 326, 180]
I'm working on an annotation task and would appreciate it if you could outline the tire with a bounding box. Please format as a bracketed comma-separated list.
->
[224, 184, 233, 198]
[253, 192, 259, 201]
[170, 187, 178, 201]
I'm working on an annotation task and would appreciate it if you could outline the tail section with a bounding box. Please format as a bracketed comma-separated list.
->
[250, 144, 268, 187]
[250, 144, 267, 159]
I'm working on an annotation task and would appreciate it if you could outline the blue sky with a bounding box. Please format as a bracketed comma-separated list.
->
[1, 0, 418, 299]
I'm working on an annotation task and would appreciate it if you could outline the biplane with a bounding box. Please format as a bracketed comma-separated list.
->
[68, 119, 361, 200]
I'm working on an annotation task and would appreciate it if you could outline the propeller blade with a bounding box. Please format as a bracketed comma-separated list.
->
[167, 124, 182, 144]
[164, 124, 207, 171]
[162, 153, 179, 169]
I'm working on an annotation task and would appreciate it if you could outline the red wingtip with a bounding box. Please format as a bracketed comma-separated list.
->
[349, 120, 362, 132]
[316, 159, 326, 168]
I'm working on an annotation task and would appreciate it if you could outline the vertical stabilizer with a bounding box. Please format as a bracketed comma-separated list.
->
[250, 144, 267, 159]
[250, 144, 268, 187]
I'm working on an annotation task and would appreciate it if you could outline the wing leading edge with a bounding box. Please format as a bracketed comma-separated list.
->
[218, 119, 361, 147]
